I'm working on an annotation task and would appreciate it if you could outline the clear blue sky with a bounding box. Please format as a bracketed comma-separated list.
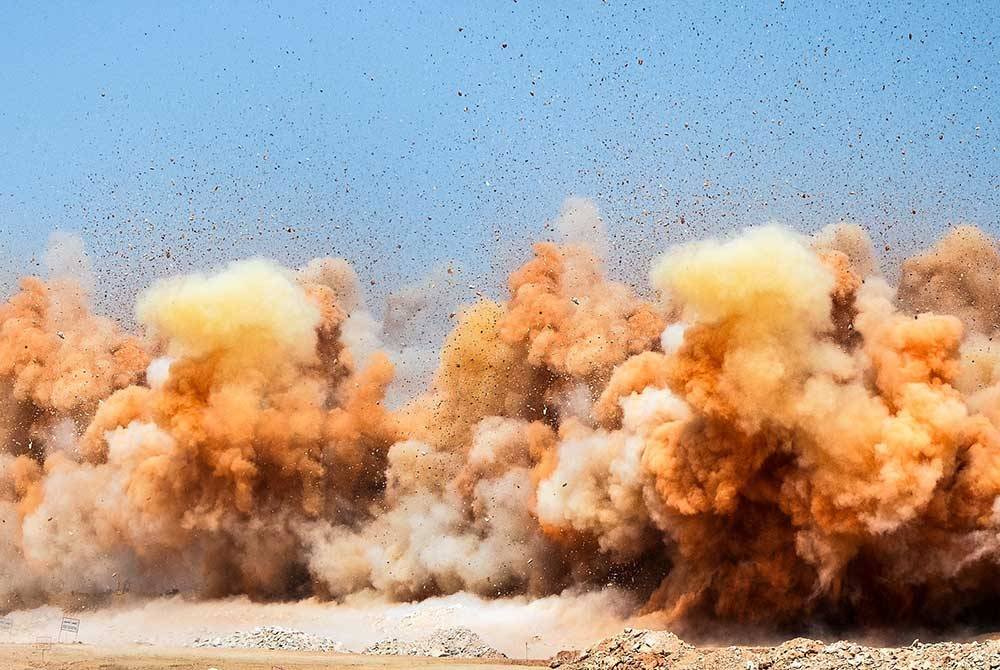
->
[1, 1, 997, 312]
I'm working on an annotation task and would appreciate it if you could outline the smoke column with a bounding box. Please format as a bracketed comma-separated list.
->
[4, 211, 1000, 636]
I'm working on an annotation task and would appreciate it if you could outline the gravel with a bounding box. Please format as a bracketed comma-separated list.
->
[552, 628, 1000, 670]
[191, 625, 345, 653]
[550, 628, 692, 669]
[364, 627, 507, 659]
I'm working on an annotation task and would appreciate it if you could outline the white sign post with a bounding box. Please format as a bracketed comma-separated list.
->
[58, 616, 80, 644]
[35, 635, 53, 664]
[525, 634, 543, 660]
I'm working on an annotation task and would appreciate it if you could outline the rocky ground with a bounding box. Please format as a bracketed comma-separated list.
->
[5, 626, 1000, 669]
[364, 627, 508, 659]
[192, 625, 346, 652]
[551, 628, 1000, 670]
[189, 625, 507, 660]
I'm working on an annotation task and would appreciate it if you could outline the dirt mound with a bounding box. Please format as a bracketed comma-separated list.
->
[550, 628, 693, 668]
[191, 625, 345, 653]
[364, 627, 506, 659]
[554, 629, 1000, 669]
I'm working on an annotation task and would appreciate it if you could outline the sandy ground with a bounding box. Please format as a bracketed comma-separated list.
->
[0, 643, 547, 670]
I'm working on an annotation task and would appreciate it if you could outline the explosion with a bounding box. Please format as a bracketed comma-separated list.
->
[4, 212, 1000, 636]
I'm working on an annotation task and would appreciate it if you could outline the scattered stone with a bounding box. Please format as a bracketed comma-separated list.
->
[364, 627, 506, 659]
[553, 627, 694, 669]
[191, 626, 345, 653]
[551, 649, 584, 667]
[556, 628, 1000, 670]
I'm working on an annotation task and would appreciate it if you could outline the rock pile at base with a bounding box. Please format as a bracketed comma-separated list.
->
[364, 627, 507, 659]
[551, 650, 585, 666]
[191, 626, 345, 653]
[551, 628, 692, 669]
[553, 628, 1000, 670]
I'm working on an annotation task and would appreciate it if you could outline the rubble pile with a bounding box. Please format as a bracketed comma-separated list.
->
[364, 627, 507, 659]
[191, 626, 345, 653]
[758, 639, 1000, 670]
[554, 628, 1000, 670]
[551, 628, 693, 669]
[551, 650, 585, 666]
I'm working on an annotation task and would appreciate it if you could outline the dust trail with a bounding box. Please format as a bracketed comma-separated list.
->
[2, 591, 635, 657]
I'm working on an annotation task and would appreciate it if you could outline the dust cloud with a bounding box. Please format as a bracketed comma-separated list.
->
[5, 200, 1000, 640]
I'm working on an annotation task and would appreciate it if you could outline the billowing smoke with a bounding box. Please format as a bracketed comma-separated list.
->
[6, 209, 1000, 636]
[898, 225, 1000, 334]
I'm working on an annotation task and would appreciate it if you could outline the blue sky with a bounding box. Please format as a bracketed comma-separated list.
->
[1, 1, 997, 313]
